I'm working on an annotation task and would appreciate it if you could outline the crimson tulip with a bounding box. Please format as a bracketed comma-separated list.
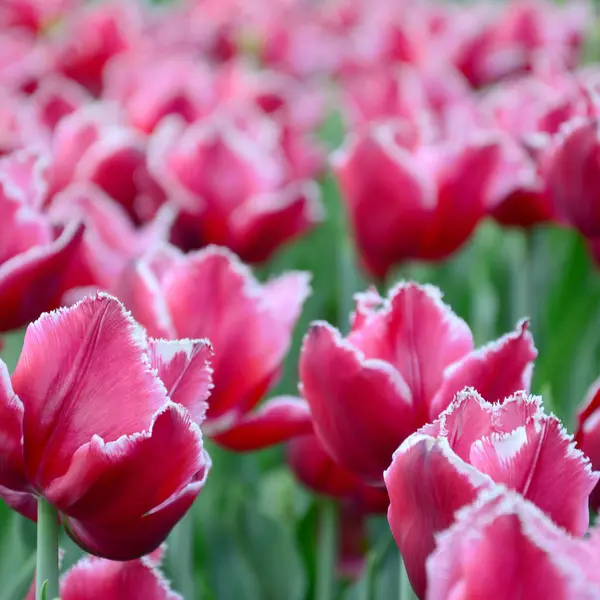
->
[300, 283, 537, 482]
[332, 119, 505, 278]
[0, 293, 212, 560]
[116, 244, 313, 450]
[427, 487, 600, 600]
[385, 389, 597, 599]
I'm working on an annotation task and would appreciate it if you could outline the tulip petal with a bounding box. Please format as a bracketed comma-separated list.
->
[470, 415, 598, 536]
[230, 180, 324, 263]
[0, 360, 27, 491]
[55, 403, 209, 560]
[61, 555, 182, 600]
[163, 246, 308, 420]
[384, 435, 491, 599]
[148, 338, 213, 424]
[301, 321, 415, 482]
[0, 220, 85, 332]
[211, 396, 313, 451]
[13, 293, 169, 490]
[348, 282, 474, 428]
[427, 487, 600, 600]
[430, 320, 537, 417]
[332, 124, 434, 278]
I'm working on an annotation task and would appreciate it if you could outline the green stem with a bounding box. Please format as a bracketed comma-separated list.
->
[166, 515, 196, 599]
[359, 553, 376, 600]
[315, 500, 338, 600]
[36, 499, 59, 600]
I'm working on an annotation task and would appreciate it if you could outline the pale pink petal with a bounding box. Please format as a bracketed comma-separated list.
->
[470, 415, 598, 536]
[427, 487, 600, 600]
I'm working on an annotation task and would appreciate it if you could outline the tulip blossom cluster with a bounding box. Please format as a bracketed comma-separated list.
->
[2, 0, 600, 599]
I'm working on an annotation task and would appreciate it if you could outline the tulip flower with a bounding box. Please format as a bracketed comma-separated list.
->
[148, 114, 323, 262]
[575, 376, 600, 510]
[384, 389, 598, 599]
[427, 486, 600, 600]
[26, 546, 180, 600]
[300, 282, 537, 482]
[0, 150, 84, 332]
[116, 244, 313, 450]
[332, 119, 505, 278]
[49, 104, 166, 223]
[0, 293, 212, 560]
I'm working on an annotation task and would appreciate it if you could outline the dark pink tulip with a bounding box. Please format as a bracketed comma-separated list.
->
[385, 390, 598, 599]
[0, 151, 84, 332]
[117, 245, 312, 450]
[300, 283, 537, 482]
[451, 0, 590, 88]
[149, 115, 323, 262]
[333, 120, 504, 278]
[427, 487, 600, 600]
[0, 294, 212, 559]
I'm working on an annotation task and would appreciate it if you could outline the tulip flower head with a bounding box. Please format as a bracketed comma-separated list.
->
[384, 389, 598, 599]
[300, 282, 537, 482]
[0, 293, 212, 560]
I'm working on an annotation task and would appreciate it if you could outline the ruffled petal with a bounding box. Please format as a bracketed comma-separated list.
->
[430, 320, 537, 417]
[384, 435, 491, 599]
[13, 293, 169, 490]
[60, 555, 181, 600]
[148, 338, 213, 424]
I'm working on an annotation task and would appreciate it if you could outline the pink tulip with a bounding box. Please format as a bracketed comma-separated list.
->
[115, 244, 313, 450]
[332, 119, 505, 277]
[385, 389, 598, 599]
[427, 486, 600, 600]
[300, 283, 537, 482]
[0, 293, 212, 559]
